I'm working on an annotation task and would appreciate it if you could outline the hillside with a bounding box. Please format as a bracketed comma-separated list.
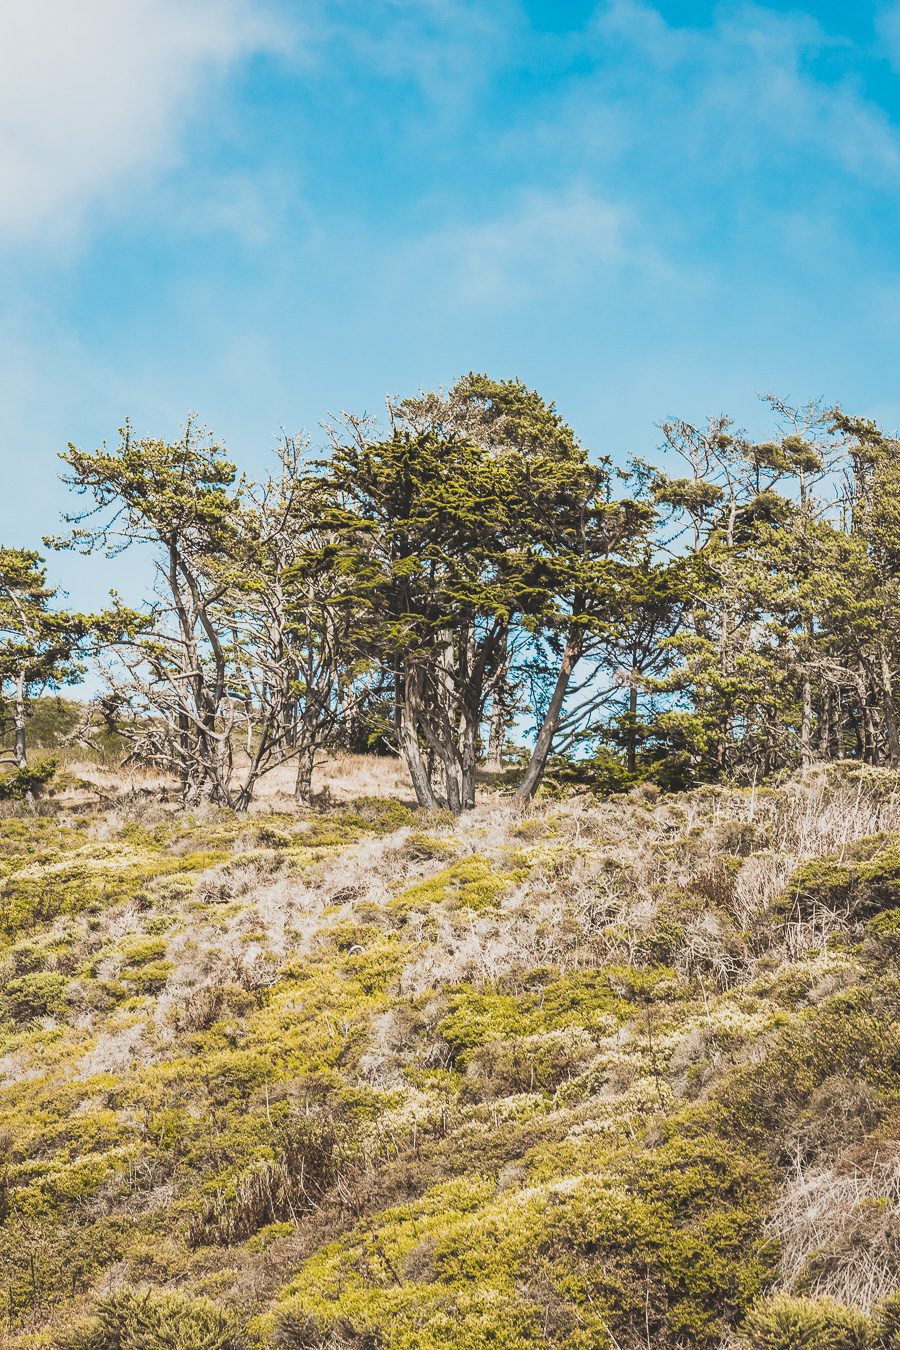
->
[1, 763, 899, 1349]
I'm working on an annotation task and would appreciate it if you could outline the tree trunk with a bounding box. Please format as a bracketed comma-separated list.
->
[800, 676, 813, 769]
[626, 677, 638, 775]
[515, 624, 583, 801]
[294, 744, 315, 804]
[459, 697, 478, 810]
[880, 641, 900, 766]
[857, 664, 877, 763]
[817, 686, 831, 759]
[485, 693, 506, 772]
[397, 683, 440, 810]
[436, 746, 462, 814]
[14, 675, 27, 769]
[485, 628, 509, 772]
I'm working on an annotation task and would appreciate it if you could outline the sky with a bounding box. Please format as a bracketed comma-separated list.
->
[2, 0, 900, 610]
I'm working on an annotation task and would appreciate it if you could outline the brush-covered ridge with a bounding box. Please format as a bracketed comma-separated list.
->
[1, 766, 899, 1349]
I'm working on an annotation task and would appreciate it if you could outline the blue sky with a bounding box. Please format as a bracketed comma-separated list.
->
[2, 0, 900, 609]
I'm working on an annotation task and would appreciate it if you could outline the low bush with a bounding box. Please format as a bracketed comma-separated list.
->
[188, 1116, 359, 1247]
[874, 1290, 900, 1347]
[0, 758, 57, 800]
[55, 1288, 254, 1349]
[4, 970, 69, 1023]
[739, 1293, 873, 1348]
[776, 839, 900, 925]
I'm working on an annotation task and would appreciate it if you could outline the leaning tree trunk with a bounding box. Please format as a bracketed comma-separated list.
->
[800, 675, 813, 769]
[485, 627, 510, 772]
[396, 672, 440, 810]
[516, 624, 584, 801]
[879, 640, 900, 766]
[294, 744, 315, 805]
[13, 674, 27, 768]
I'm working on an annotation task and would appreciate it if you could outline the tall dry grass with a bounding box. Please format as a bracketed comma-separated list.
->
[53, 751, 414, 811]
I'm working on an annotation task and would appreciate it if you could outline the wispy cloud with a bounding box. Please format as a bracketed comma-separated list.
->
[0, 0, 289, 241]
[306, 0, 522, 111]
[876, 1, 900, 71]
[414, 184, 667, 307]
[583, 1, 900, 185]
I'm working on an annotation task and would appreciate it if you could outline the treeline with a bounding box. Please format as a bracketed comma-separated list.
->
[1, 375, 899, 811]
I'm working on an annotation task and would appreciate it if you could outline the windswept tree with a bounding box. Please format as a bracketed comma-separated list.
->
[426, 373, 651, 790]
[512, 475, 652, 800]
[223, 436, 375, 805]
[54, 419, 245, 804]
[55, 421, 369, 809]
[593, 554, 693, 777]
[324, 376, 649, 809]
[447, 377, 656, 800]
[324, 421, 517, 811]
[831, 409, 900, 765]
[0, 547, 131, 767]
[631, 403, 856, 783]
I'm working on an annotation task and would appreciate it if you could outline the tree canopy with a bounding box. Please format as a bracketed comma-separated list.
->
[1, 379, 897, 809]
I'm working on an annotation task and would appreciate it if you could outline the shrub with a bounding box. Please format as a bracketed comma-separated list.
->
[526, 1133, 777, 1345]
[467, 1027, 596, 1097]
[55, 1288, 253, 1349]
[874, 1290, 900, 1348]
[0, 758, 57, 799]
[777, 840, 900, 925]
[4, 970, 69, 1022]
[739, 1293, 873, 1349]
[188, 1116, 358, 1247]
[274, 1312, 380, 1349]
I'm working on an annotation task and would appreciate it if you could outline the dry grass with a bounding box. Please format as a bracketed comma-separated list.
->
[251, 753, 414, 807]
[771, 1149, 900, 1309]
[56, 751, 414, 811]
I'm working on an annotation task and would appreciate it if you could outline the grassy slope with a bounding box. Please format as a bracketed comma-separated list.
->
[0, 766, 898, 1349]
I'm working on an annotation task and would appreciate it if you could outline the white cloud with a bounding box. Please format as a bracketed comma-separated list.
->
[308, 0, 521, 107]
[586, 2, 900, 185]
[416, 185, 667, 307]
[876, 2, 900, 70]
[0, 0, 288, 240]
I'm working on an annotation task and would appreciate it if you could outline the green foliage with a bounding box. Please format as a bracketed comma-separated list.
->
[3, 971, 69, 1023]
[437, 971, 627, 1067]
[873, 1291, 900, 1347]
[776, 839, 900, 923]
[740, 1294, 874, 1349]
[538, 1137, 776, 1345]
[55, 1288, 253, 1350]
[0, 548, 136, 769]
[0, 758, 57, 799]
[392, 856, 523, 916]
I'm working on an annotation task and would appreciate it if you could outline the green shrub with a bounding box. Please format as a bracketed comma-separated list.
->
[777, 839, 900, 924]
[0, 758, 57, 799]
[740, 1293, 873, 1349]
[528, 1133, 776, 1344]
[4, 970, 69, 1022]
[55, 1288, 253, 1349]
[255, 823, 295, 849]
[874, 1290, 900, 1348]
[274, 1311, 380, 1348]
